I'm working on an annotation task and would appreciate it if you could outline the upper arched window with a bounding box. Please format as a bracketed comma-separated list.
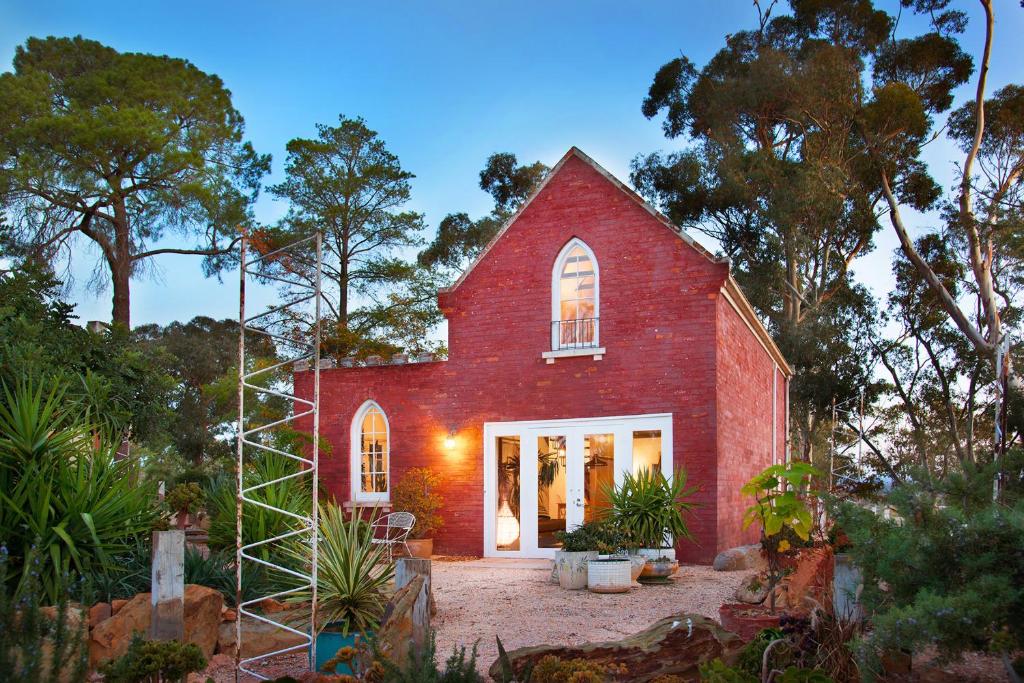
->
[551, 239, 599, 350]
[351, 400, 389, 501]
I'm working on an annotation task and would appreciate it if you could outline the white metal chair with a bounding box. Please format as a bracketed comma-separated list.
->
[371, 511, 415, 561]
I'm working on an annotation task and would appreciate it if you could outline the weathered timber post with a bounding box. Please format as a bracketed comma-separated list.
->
[151, 530, 185, 640]
[394, 558, 431, 652]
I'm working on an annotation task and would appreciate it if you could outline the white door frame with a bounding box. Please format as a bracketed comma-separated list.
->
[482, 412, 673, 559]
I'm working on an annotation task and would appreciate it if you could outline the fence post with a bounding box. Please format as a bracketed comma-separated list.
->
[151, 530, 185, 641]
[394, 558, 431, 651]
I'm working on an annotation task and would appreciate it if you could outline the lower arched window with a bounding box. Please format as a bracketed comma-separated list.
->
[351, 401, 389, 502]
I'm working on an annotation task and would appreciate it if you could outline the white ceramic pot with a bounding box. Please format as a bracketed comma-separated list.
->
[587, 558, 632, 593]
[556, 550, 598, 590]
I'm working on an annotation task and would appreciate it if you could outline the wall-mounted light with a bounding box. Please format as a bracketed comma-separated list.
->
[444, 430, 457, 450]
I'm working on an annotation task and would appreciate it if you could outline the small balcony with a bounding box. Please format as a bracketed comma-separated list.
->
[543, 318, 604, 363]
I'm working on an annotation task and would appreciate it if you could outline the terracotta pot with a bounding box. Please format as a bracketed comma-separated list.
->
[406, 538, 433, 558]
[718, 603, 782, 641]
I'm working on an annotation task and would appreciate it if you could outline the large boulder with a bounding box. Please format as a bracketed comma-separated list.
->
[216, 619, 308, 659]
[713, 545, 765, 572]
[487, 614, 743, 682]
[89, 585, 224, 666]
[733, 573, 769, 604]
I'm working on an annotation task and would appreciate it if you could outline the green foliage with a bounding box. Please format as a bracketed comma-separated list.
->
[833, 468, 1024, 663]
[0, 379, 157, 602]
[699, 659, 832, 683]
[80, 538, 152, 603]
[554, 521, 627, 554]
[0, 35, 269, 325]
[392, 467, 445, 539]
[99, 634, 207, 683]
[288, 503, 394, 636]
[257, 114, 442, 358]
[419, 152, 548, 272]
[0, 546, 90, 683]
[741, 462, 821, 614]
[605, 467, 698, 549]
[377, 631, 484, 682]
[165, 482, 204, 515]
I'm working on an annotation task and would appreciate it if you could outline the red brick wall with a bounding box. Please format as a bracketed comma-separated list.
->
[297, 153, 784, 563]
[713, 298, 787, 554]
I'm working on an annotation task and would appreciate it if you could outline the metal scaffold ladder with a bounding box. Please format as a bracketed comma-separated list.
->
[829, 388, 867, 492]
[236, 232, 322, 680]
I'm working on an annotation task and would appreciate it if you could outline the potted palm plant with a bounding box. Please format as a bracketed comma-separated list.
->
[288, 503, 395, 674]
[606, 467, 698, 582]
[392, 467, 444, 558]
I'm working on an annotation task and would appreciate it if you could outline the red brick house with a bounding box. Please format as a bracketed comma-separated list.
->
[296, 147, 790, 564]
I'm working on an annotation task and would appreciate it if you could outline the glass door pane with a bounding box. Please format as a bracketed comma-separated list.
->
[583, 434, 614, 523]
[495, 436, 521, 551]
[632, 430, 662, 475]
[537, 435, 566, 548]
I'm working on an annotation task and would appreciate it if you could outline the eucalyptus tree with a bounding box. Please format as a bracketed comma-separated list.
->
[256, 115, 441, 357]
[419, 152, 548, 272]
[0, 36, 269, 327]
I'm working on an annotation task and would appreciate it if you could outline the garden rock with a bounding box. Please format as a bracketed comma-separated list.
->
[111, 598, 128, 614]
[487, 613, 743, 682]
[89, 585, 224, 665]
[88, 602, 112, 627]
[713, 545, 765, 572]
[216, 619, 307, 658]
[733, 573, 769, 604]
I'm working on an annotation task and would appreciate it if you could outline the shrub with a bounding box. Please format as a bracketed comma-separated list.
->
[554, 521, 627, 554]
[376, 631, 484, 682]
[832, 468, 1024, 670]
[605, 467, 698, 550]
[99, 634, 207, 682]
[0, 545, 89, 683]
[392, 467, 445, 539]
[164, 482, 204, 527]
[0, 379, 157, 602]
[741, 462, 820, 614]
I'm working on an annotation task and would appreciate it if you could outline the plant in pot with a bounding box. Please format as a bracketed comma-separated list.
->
[552, 522, 603, 590]
[392, 467, 444, 558]
[288, 503, 395, 674]
[164, 481, 204, 530]
[720, 461, 820, 641]
[605, 467, 698, 583]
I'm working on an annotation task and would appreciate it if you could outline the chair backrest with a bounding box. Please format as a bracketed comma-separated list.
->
[385, 511, 415, 531]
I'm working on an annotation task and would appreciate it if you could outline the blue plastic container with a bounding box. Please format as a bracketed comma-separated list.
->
[312, 626, 363, 675]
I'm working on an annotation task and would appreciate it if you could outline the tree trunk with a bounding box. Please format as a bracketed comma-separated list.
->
[111, 198, 132, 327]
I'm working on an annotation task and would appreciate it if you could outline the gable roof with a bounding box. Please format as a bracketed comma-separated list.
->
[439, 147, 791, 376]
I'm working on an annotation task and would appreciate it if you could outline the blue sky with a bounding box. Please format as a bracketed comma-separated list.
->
[2, 1, 1022, 327]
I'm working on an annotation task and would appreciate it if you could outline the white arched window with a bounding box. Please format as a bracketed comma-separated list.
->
[551, 238, 599, 350]
[350, 400, 389, 502]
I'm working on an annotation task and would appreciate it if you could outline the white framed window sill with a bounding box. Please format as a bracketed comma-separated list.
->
[344, 500, 392, 512]
[542, 347, 606, 364]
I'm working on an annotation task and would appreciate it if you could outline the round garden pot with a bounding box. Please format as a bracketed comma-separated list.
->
[639, 558, 679, 583]
[555, 550, 598, 590]
[587, 558, 632, 593]
[406, 538, 433, 558]
[626, 554, 646, 582]
[313, 625, 368, 675]
[718, 603, 782, 641]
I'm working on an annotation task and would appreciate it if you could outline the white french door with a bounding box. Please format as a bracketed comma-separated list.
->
[483, 413, 672, 558]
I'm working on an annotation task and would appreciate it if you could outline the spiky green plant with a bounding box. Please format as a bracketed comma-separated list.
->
[288, 503, 394, 636]
[0, 379, 156, 602]
[604, 467, 699, 550]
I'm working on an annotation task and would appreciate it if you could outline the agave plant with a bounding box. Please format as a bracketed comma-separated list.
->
[0, 379, 157, 602]
[288, 503, 394, 636]
[604, 467, 699, 550]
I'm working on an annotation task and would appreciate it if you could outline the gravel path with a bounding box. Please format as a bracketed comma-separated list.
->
[432, 559, 745, 674]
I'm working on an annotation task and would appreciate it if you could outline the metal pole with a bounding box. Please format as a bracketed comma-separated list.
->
[235, 232, 246, 683]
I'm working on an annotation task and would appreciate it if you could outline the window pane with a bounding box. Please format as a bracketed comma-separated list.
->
[359, 405, 389, 495]
[538, 436, 566, 548]
[584, 434, 614, 523]
[632, 430, 662, 476]
[496, 436, 521, 551]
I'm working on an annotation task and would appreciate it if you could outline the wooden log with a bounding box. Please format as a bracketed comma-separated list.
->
[150, 530, 185, 641]
[394, 558, 431, 652]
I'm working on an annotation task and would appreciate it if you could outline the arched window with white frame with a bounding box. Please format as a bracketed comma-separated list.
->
[350, 400, 390, 502]
[551, 238, 599, 350]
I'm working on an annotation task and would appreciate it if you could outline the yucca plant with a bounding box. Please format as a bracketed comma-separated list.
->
[0, 379, 157, 602]
[604, 467, 698, 550]
[288, 503, 394, 637]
